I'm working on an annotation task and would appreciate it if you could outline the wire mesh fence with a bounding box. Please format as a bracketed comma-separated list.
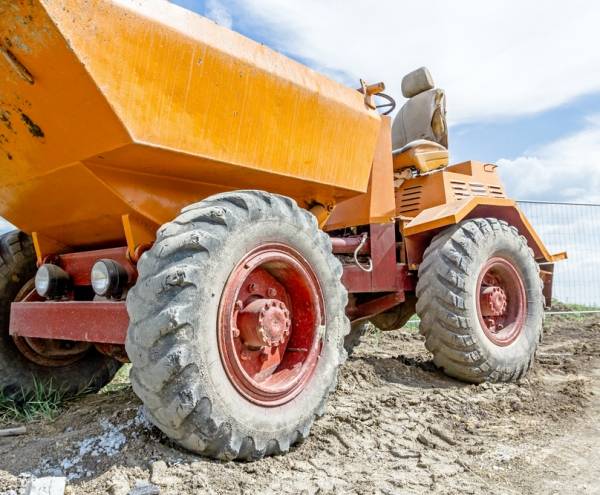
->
[517, 200, 600, 311]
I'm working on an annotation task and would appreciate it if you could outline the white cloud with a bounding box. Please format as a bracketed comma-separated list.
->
[498, 114, 600, 202]
[206, 0, 233, 29]
[233, 0, 600, 124]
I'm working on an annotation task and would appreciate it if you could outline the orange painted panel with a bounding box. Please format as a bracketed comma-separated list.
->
[325, 117, 396, 230]
[0, 0, 381, 250]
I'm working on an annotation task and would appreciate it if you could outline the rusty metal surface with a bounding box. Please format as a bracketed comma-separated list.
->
[339, 223, 409, 293]
[95, 343, 129, 363]
[540, 264, 555, 308]
[0, 0, 381, 251]
[10, 279, 93, 366]
[57, 246, 136, 287]
[9, 301, 129, 344]
[331, 236, 370, 255]
[347, 292, 406, 322]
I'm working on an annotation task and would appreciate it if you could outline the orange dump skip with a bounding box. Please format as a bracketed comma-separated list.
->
[0, 0, 381, 250]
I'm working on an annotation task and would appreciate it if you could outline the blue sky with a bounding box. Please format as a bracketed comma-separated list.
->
[172, 0, 600, 203]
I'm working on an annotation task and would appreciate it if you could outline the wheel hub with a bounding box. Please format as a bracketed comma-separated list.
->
[480, 286, 508, 317]
[218, 244, 324, 407]
[476, 257, 526, 346]
[238, 298, 291, 348]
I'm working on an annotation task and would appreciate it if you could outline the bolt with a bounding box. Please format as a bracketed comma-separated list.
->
[232, 327, 240, 338]
[267, 288, 277, 297]
[248, 283, 257, 293]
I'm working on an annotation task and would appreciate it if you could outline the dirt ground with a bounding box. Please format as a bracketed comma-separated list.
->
[1, 314, 599, 495]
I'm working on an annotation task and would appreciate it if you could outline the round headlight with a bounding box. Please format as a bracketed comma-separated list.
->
[91, 259, 128, 297]
[35, 264, 70, 299]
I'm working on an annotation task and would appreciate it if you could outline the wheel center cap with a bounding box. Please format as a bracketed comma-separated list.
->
[480, 286, 507, 317]
[237, 298, 291, 348]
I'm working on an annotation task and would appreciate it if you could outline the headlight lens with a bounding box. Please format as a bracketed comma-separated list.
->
[91, 262, 110, 296]
[35, 264, 70, 298]
[91, 259, 128, 297]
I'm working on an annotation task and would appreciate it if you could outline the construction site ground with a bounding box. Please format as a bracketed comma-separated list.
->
[1, 313, 599, 494]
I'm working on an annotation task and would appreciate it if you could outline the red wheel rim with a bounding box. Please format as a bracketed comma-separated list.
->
[476, 257, 526, 346]
[218, 244, 324, 406]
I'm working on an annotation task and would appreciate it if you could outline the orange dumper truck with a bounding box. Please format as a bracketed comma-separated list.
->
[0, 0, 564, 460]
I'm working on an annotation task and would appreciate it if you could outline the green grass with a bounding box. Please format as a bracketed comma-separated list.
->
[0, 378, 69, 424]
[402, 319, 420, 331]
[0, 365, 133, 425]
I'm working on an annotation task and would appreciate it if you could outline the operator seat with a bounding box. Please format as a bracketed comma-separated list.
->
[391, 67, 449, 174]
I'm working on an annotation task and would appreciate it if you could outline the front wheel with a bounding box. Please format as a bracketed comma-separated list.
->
[415, 218, 543, 383]
[126, 191, 349, 460]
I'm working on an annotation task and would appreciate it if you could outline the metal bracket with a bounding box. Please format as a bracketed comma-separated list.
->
[358, 79, 386, 110]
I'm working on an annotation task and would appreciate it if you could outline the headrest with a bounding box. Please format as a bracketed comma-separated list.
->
[401, 67, 435, 98]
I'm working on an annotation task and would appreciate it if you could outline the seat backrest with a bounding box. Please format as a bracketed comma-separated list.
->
[391, 67, 448, 150]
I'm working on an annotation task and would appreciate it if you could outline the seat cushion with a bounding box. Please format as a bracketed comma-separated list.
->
[392, 139, 449, 173]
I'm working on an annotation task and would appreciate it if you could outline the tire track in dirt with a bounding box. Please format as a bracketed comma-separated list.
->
[1, 315, 598, 494]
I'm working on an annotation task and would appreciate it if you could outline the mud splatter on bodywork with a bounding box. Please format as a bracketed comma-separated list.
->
[20, 112, 44, 138]
[0, 110, 13, 131]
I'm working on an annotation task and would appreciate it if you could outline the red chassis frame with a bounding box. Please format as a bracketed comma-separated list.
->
[9, 224, 414, 347]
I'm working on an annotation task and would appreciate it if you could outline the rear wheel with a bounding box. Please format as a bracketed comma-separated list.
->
[0, 231, 120, 397]
[126, 191, 349, 460]
[415, 218, 543, 383]
[371, 295, 417, 331]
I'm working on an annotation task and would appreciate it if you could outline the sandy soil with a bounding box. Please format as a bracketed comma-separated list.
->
[1, 314, 599, 495]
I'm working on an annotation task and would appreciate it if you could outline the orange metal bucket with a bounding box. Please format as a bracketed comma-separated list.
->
[0, 0, 381, 252]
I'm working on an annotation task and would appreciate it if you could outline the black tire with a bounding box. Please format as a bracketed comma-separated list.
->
[415, 218, 543, 383]
[371, 295, 417, 331]
[125, 191, 349, 460]
[0, 231, 121, 397]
